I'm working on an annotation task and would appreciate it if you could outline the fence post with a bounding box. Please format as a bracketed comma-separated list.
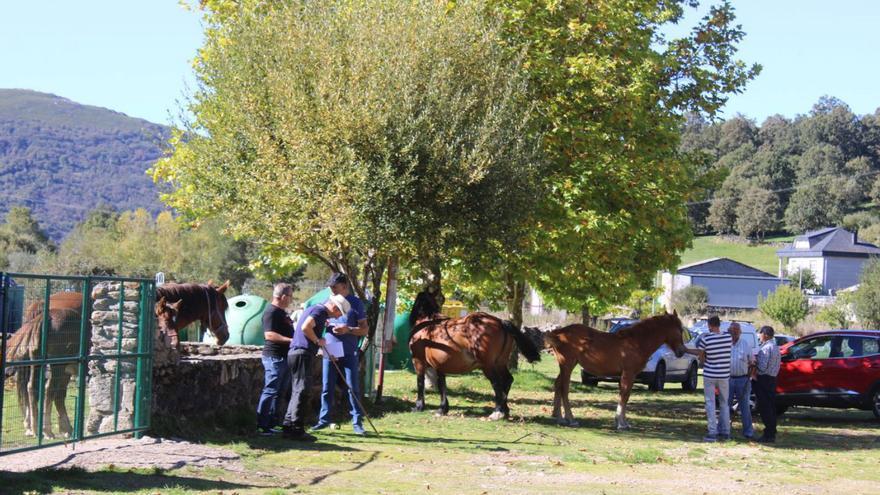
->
[74, 278, 91, 442]
[36, 279, 51, 445]
[0, 273, 7, 450]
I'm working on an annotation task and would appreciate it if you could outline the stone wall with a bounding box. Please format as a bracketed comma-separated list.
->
[150, 342, 266, 434]
[87, 281, 142, 434]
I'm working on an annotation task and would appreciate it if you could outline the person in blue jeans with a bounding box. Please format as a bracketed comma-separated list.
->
[727, 322, 755, 439]
[312, 273, 369, 435]
[256, 283, 294, 435]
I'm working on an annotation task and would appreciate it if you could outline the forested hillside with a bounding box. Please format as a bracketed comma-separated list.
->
[684, 96, 880, 242]
[0, 89, 167, 240]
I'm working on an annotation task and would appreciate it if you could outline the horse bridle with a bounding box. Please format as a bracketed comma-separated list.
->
[204, 286, 228, 336]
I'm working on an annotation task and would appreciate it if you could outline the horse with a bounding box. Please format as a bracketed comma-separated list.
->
[154, 281, 230, 346]
[4, 292, 84, 438]
[539, 311, 688, 429]
[3, 280, 229, 438]
[408, 291, 541, 420]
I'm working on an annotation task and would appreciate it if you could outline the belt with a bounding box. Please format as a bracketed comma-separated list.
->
[730, 375, 748, 378]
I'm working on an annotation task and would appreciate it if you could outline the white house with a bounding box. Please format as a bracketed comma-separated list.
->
[776, 227, 880, 293]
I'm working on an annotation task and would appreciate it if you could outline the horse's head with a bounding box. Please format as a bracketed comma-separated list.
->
[155, 296, 184, 346]
[409, 291, 442, 327]
[660, 310, 688, 358]
[205, 280, 230, 345]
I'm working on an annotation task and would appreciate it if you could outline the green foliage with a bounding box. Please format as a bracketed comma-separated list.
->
[487, 0, 759, 314]
[758, 285, 809, 332]
[787, 268, 822, 293]
[0, 89, 167, 241]
[853, 258, 880, 328]
[154, 0, 544, 304]
[735, 186, 780, 240]
[860, 223, 880, 247]
[670, 285, 708, 317]
[0, 206, 54, 270]
[842, 211, 880, 232]
[816, 292, 854, 329]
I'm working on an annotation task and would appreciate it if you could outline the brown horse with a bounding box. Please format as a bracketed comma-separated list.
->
[408, 291, 541, 420]
[154, 281, 230, 346]
[4, 292, 84, 438]
[541, 312, 688, 429]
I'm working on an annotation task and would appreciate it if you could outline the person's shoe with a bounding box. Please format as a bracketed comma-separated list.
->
[702, 435, 717, 443]
[284, 429, 317, 442]
[310, 422, 331, 432]
[743, 434, 755, 441]
[257, 427, 276, 437]
[756, 436, 775, 444]
[352, 424, 366, 436]
[717, 434, 730, 442]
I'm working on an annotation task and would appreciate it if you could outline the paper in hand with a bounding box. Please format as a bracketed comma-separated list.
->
[325, 340, 345, 359]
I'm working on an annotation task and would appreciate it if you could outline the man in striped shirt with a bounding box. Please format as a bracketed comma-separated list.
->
[689, 315, 732, 442]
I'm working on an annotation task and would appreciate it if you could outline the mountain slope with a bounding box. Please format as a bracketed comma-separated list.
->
[0, 89, 169, 241]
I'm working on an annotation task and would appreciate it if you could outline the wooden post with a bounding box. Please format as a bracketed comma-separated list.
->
[375, 256, 397, 403]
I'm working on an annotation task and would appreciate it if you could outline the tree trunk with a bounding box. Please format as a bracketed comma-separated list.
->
[581, 304, 591, 326]
[423, 257, 445, 307]
[505, 274, 526, 369]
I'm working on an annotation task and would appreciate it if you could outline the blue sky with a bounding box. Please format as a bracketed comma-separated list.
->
[2, 1, 878, 126]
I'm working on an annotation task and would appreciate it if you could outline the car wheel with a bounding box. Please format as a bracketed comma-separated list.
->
[872, 387, 880, 420]
[681, 362, 698, 391]
[648, 362, 666, 392]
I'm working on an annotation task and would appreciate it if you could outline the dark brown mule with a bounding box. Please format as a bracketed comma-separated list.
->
[5, 292, 83, 438]
[155, 281, 230, 346]
[408, 291, 541, 420]
[542, 312, 688, 429]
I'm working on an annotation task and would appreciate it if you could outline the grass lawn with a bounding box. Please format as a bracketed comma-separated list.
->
[4, 358, 879, 494]
[679, 236, 785, 274]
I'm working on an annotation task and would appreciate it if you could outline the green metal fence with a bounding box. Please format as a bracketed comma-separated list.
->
[0, 273, 155, 455]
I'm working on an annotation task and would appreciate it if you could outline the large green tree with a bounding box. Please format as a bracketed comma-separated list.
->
[487, 0, 760, 318]
[0, 206, 54, 270]
[153, 0, 545, 334]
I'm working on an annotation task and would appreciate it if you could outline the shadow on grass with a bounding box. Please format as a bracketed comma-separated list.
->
[0, 467, 264, 494]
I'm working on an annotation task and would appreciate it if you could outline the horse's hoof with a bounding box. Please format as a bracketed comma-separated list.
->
[488, 411, 506, 421]
[434, 409, 448, 417]
[411, 407, 424, 413]
[555, 417, 569, 426]
[566, 420, 580, 427]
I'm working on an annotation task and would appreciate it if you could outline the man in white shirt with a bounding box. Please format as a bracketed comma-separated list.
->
[727, 322, 755, 440]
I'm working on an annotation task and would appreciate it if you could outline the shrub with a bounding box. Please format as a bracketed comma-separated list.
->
[816, 293, 854, 329]
[758, 285, 809, 333]
[853, 259, 880, 329]
[787, 268, 822, 293]
[670, 285, 709, 316]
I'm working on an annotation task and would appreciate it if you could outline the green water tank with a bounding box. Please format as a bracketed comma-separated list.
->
[205, 294, 268, 346]
[386, 312, 413, 370]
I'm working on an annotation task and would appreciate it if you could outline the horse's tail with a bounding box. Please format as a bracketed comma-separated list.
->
[4, 311, 43, 364]
[502, 320, 541, 363]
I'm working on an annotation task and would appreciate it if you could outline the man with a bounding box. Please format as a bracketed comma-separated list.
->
[312, 273, 369, 435]
[727, 322, 755, 440]
[256, 283, 294, 435]
[753, 325, 782, 444]
[687, 315, 732, 442]
[282, 293, 351, 441]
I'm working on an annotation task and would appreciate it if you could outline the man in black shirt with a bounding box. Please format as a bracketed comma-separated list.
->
[256, 283, 294, 435]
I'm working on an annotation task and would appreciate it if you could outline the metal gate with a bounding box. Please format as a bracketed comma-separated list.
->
[0, 273, 155, 455]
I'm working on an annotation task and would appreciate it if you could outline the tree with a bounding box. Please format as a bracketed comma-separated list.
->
[853, 259, 880, 328]
[708, 194, 739, 234]
[758, 285, 809, 333]
[487, 0, 760, 318]
[670, 285, 709, 317]
[786, 268, 821, 293]
[871, 176, 880, 206]
[153, 0, 545, 336]
[735, 186, 779, 240]
[0, 206, 54, 269]
[816, 292, 854, 329]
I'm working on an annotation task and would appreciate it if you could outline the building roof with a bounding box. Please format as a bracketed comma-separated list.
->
[777, 227, 880, 258]
[676, 257, 779, 279]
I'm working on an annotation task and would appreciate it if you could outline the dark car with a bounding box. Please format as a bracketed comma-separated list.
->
[581, 319, 699, 391]
[775, 330, 880, 418]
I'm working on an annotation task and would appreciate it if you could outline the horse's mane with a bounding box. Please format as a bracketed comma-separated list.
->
[614, 313, 679, 338]
[409, 291, 442, 327]
[157, 283, 228, 310]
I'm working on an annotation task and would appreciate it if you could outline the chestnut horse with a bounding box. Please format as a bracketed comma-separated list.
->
[154, 281, 230, 346]
[4, 281, 230, 438]
[408, 291, 541, 420]
[541, 312, 688, 429]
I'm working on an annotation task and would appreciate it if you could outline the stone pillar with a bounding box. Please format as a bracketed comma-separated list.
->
[86, 281, 142, 434]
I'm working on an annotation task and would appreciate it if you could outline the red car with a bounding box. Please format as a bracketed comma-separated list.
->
[776, 330, 880, 419]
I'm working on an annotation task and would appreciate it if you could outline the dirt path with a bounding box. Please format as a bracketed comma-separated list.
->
[1, 435, 244, 473]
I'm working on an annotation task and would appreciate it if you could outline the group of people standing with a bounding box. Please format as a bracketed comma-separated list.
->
[690, 315, 782, 443]
[256, 273, 368, 441]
